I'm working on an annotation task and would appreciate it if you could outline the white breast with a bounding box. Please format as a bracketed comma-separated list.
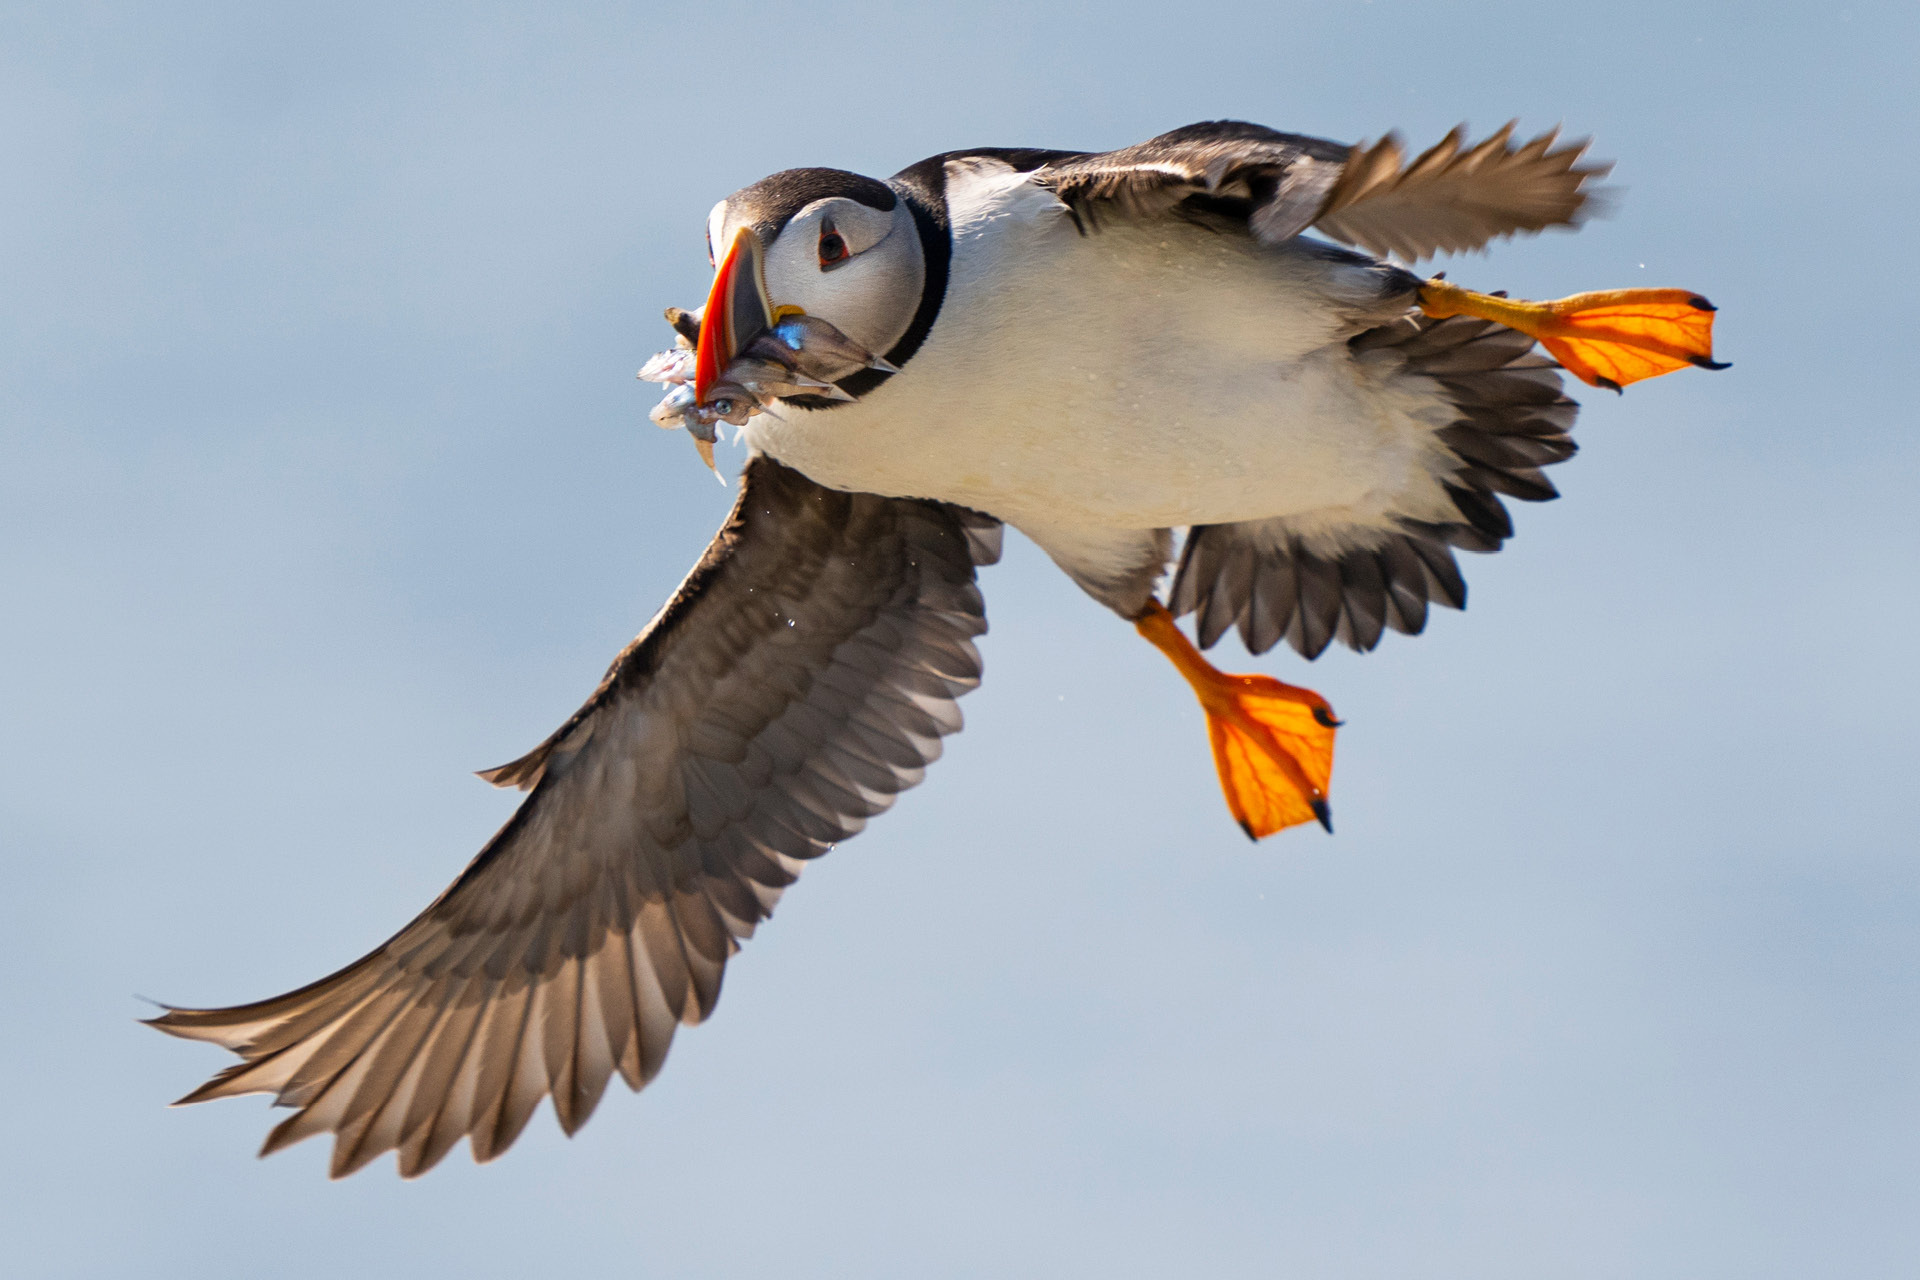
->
[743, 160, 1464, 541]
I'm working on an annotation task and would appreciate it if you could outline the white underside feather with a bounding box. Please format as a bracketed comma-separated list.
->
[744, 161, 1467, 582]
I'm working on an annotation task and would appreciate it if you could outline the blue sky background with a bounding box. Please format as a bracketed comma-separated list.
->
[3, 2, 1917, 1276]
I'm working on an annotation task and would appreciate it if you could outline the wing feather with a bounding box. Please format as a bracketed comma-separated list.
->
[1171, 312, 1579, 657]
[1314, 123, 1610, 260]
[394, 977, 490, 1176]
[1026, 119, 1607, 259]
[485, 980, 552, 1162]
[150, 456, 996, 1175]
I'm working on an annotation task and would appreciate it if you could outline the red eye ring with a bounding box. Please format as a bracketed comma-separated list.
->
[818, 223, 849, 269]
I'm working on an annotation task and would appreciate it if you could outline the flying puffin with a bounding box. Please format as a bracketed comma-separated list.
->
[150, 120, 1724, 1177]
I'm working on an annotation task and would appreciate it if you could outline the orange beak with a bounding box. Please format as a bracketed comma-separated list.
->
[693, 227, 775, 401]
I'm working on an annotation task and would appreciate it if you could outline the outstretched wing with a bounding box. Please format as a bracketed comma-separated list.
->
[1033, 119, 1608, 259]
[1170, 313, 1579, 658]
[150, 456, 999, 1178]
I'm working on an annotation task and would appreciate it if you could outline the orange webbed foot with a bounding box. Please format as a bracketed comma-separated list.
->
[1136, 602, 1338, 839]
[1419, 279, 1728, 391]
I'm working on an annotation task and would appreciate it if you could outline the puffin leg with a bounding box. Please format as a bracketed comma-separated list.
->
[1418, 279, 1728, 392]
[1134, 601, 1339, 839]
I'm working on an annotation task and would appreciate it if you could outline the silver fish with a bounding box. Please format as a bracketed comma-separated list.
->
[638, 348, 696, 385]
[765, 314, 901, 383]
[696, 383, 760, 428]
[647, 384, 726, 473]
[731, 342, 854, 401]
[645, 308, 895, 476]
[648, 381, 700, 428]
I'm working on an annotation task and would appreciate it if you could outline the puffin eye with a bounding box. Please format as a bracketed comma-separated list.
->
[817, 220, 850, 270]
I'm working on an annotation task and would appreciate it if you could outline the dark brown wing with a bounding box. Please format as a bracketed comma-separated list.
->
[1031, 119, 1607, 259]
[149, 456, 999, 1178]
[1034, 120, 1351, 244]
[1169, 313, 1578, 658]
[1312, 121, 1610, 260]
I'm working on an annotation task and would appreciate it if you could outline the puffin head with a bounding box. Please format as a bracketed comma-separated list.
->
[692, 168, 929, 405]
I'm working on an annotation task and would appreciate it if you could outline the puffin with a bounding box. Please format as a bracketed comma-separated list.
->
[150, 120, 1724, 1178]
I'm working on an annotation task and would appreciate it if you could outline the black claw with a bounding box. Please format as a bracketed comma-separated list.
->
[1690, 355, 1732, 370]
[1688, 296, 1717, 311]
[1312, 707, 1344, 728]
[1237, 818, 1258, 842]
[1310, 799, 1333, 833]
[1595, 375, 1623, 394]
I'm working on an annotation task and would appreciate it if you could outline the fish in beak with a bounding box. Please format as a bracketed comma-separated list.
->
[640, 228, 902, 472]
[695, 226, 900, 394]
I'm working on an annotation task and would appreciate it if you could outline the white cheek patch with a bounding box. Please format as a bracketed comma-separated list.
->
[812, 199, 896, 256]
[761, 200, 925, 358]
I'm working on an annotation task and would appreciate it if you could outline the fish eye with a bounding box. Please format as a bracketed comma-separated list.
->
[817, 219, 850, 271]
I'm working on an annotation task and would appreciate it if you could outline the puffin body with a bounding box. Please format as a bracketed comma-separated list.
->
[749, 168, 1440, 556]
[149, 121, 1724, 1178]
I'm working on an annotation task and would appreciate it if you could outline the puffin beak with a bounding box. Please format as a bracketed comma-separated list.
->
[694, 227, 775, 401]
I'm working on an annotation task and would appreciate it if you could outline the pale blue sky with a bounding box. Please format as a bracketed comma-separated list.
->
[3, 2, 1917, 1277]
